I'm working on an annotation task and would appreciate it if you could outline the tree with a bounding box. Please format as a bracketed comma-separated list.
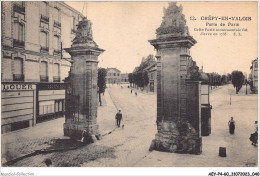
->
[97, 68, 107, 106]
[187, 65, 201, 80]
[142, 71, 149, 87]
[231, 71, 244, 94]
[221, 75, 227, 85]
[227, 73, 232, 82]
[216, 74, 221, 86]
[128, 73, 134, 87]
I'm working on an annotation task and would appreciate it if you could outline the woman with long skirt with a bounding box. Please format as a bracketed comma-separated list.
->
[228, 117, 236, 134]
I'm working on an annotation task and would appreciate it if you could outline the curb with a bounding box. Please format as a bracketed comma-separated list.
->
[107, 88, 119, 111]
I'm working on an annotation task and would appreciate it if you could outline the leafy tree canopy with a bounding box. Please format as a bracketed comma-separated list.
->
[98, 68, 107, 93]
[231, 70, 244, 94]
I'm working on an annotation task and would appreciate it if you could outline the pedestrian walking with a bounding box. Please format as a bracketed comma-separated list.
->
[249, 121, 258, 146]
[228, 117, 236, 134]
[115, 110, 123, 127]
[135, 92, 137, 96]
[131, 89, 132, 94]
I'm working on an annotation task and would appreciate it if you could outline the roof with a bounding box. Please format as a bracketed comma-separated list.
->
[106, 68, 121, 73]
[143, 62, 157, 71]
[133, 67, 140, 73]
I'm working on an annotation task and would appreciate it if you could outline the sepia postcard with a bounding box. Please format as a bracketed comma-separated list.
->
[1, 1, 259, 176]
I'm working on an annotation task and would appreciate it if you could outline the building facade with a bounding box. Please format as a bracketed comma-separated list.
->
[1, 1, 85, 133]
[250, 58, 258, 93]
[120, 73, 129, 83]
[106, 68, 121, 84]
[143, 62, 157, 92]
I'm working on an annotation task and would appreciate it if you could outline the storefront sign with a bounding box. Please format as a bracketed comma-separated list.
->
[2, 83, 36, 91]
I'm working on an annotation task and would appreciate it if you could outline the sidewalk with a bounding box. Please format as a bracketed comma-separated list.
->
[97, 90, 118, 136]
[1, 90, 118, 165]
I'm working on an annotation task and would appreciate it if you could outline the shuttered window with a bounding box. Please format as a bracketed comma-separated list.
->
[40, 32, 48, 47]
[40, 61, 48, 76]
[53, 36, 59, 50]
[53, 63, 60, 77]
[14, 58, 23, 74]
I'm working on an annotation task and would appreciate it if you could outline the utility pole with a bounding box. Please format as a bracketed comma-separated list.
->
[60, 42, 63, 59]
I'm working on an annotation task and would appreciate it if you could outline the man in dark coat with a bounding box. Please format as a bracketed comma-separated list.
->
[115, 110, 123, 127]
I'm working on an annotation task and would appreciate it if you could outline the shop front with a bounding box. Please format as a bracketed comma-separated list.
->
[36, 83, 65, 123]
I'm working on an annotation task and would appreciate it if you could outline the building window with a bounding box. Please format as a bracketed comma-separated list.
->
[114, 73, 116, 76]
[53, 7, 61, 29]
[254, 62, 258, 68]
[53, 63, 60, 82]
[40, 2, 48, 17]
[13, 22, 25, 48]
[254, 71, 258, 77]
[40, 2, 49, 24]
[53, 7, 60, 21]
[73, 16, 77, 30]
[13, 2, 25, 14]
[40, 61, 48, 82]
[13, 58, 24, 81]
[71, 16, 77, 33]
[53, 35, 60, 55]
[40, 31, 48, 52]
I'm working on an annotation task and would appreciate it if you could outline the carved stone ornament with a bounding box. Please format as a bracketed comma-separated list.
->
[156, 2, 190, 37]
[72, 17, 98, 48]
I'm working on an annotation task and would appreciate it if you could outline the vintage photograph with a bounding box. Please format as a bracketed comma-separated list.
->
[1, 0, 258, 171]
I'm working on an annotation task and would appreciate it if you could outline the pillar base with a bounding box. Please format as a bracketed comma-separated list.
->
[201, 105, 212, 136]
[63, 122, 102, 143]
[149, 121, 202, 155]
[149, 137, 202, 155]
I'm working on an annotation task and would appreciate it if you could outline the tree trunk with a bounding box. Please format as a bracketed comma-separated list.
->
[99, 92, 102, 106]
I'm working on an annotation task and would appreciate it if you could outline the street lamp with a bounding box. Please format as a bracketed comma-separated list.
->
[245, 79, 248, 95]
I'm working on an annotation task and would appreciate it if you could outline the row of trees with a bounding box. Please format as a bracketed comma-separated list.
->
[129, 54, 155, 89]
[206, 73, 232, 87]
[128, 71, 149, 88]
[208, 71, 246, 94]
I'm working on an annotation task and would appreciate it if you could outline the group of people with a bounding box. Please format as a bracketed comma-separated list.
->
[130, 89, 137, 96]
[228, 117, 258, 146]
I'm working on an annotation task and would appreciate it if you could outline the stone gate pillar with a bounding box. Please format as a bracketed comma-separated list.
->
[149, 2, 202, 154]
[63, 18, 105, 143]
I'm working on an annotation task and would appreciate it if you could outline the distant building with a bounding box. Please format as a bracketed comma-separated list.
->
[144, 62, 157, 92]
[133, 67, 140, 73]
[106, 68, 121, 84]
[121, 73, 129, 83]
[132, 55, 157, 92]
[250, 58, 258, 93]
[1, 1, 84, 133]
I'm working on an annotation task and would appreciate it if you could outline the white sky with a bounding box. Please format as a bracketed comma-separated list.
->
[65, 1, 258, 75]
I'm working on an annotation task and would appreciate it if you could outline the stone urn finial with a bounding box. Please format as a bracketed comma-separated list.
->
[156, 2, 190, 38]
[72, 17, 98, 48]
